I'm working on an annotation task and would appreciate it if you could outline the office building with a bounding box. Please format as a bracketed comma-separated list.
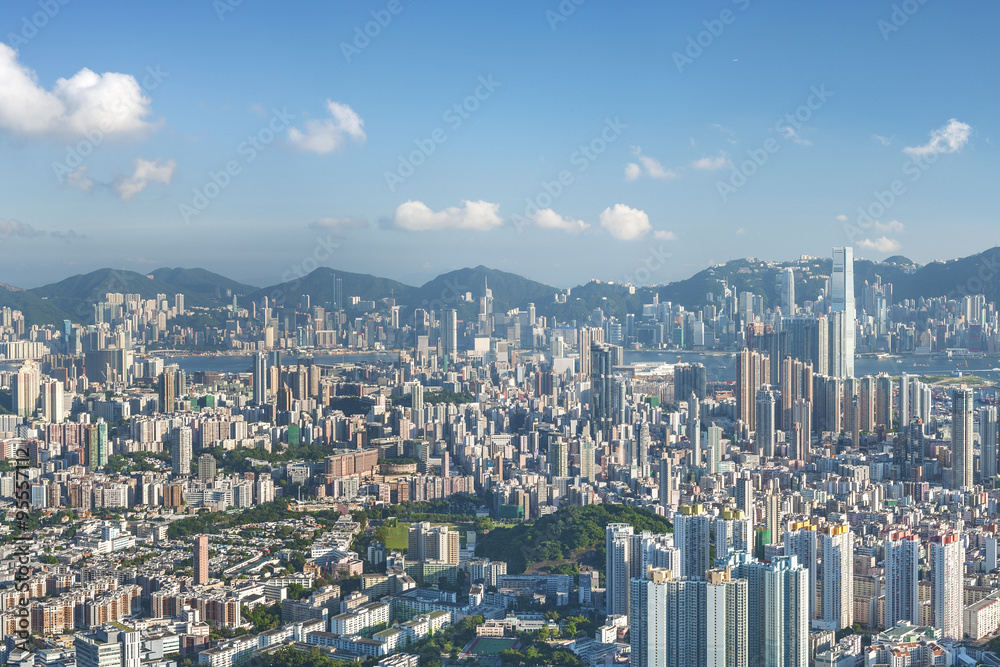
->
[829, 247, 855, 378]
[952, 386, 974, 489]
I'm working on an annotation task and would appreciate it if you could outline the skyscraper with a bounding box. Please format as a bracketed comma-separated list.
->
[171, 426, 193, 477]
[830, 246, 855, 378]
[440, 308, 458, 359]
[607, 523, 634, 617]
[659, 455, 674, 510]
[819, 524, 853, 631]
[630, 567, 748, 667]
[884, 531, 920, 628]
[982, 406, 999, 481]
[736, 348, 770, 430]
[591, 343, 616, 440]
[784, 521, 818, 619]
[754, 387, 776, 458]
[194, 534, 210, 585]
[952, 386, 974, 489]
[253, 352, 268, 405]
[675, 504, 712, 580]
[930, 533, 963, 640]
[731, 554, 810, 667]
[706, 424, 723, 474]
[779, 267, 795, 315]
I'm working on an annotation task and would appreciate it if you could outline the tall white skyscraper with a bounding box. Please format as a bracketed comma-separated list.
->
[931, 533, 963, 640]
[706, 424, 723, 474]
[884, 531, 920, 628]
[252, 352, 268, 405]
[607, 523, 634, 617]
[42, 380, 64, 423]
[780, 267, 795, 315]
[982, 406, 999, 481]
[819, 524, 853, 631]
[784, 521, 818, 619]
[952, 386, 974, 489]
[830, 247, 855, 378]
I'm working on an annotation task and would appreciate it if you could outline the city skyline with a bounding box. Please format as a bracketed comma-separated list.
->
[1, 2, 998, 288]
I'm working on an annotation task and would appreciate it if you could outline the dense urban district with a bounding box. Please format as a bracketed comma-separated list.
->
[5, 247, 1000, 667]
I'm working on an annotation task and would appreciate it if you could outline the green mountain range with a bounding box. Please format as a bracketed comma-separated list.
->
[3, 247, 1000, 328]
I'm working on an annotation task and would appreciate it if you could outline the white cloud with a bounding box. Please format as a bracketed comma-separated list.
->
[531, 209, 589, 233]
[67, 166, 94, 192]
[858, 236, 901, 253]
[736, 227, 746, 236]
[903, 119, 971, 156]
[625, 146, 677, 180]
[308, 216, 368, 237]
[713, 124, 737, 145]
[0, 218, 42, 239]
[599, 204, 651, 241]
[835, 214, 849, 222]
[780, 126, 811, 146]
[873, 134, 892, 146]
[0, 43, 155, 139]
[690, 152, 732, 170]
[287, 100, 366, 154]
[874, 219, 904, 233]
[393, 200, 502, 232]
[653, 230, 677, 240]
[115, 158, 175, 200]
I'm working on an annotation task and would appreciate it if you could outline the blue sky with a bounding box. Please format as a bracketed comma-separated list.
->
[0, 0, 997, 289]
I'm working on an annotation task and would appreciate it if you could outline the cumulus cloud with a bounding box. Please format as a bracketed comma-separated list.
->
[0, 218, 42, 239]
[624, 146, 677, 180]
[0, 43, 156, 139]
[393, 200, 502, 232]
[308, 216, 368, 237]
[690, 152, 732, 170]
[653, 230, 677, 241]
[114, 158, 176, 200]
[67, 166, 94, 192]
[858, 236, 901, 253]
[287, 100, 366, 154]
[531, 208, 589, 233]
[599, 204, 651, 241]
[904, 119, 971, 156]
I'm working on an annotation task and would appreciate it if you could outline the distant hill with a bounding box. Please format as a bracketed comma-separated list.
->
[244, 267, 417, 310]
[150, 267, 256, 300]
[6, 246, 1000, 328]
